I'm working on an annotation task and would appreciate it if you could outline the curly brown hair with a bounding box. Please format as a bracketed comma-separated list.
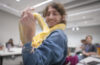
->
[43, 2, 67, 25]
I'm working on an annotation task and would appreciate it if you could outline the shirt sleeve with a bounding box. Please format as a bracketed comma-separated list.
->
[92, 45, 97, 52]
[22, 30, 67, 65]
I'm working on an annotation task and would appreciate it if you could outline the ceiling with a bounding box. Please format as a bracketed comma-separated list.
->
[0, 0, 100, 28]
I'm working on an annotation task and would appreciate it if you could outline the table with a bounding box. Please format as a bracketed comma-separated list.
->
[0, 47, 22, 65]
[77, 56, 100, 65]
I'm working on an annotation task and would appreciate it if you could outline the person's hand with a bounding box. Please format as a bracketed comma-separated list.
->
[82, 51, 90, 56]
[20, 8, 36, 43]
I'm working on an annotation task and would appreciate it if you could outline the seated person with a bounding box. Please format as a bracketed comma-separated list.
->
[0, 43, 4, 50]
[75, 39, 87, 55]
[64, 35, 97, 65]
[78, 35, 97, 60]
[82, 35, 97, 57]
[6, 38, 14, 48]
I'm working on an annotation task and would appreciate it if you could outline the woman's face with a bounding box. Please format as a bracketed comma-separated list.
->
[86, 36, 92, 44]
[45, 6, 63, 28]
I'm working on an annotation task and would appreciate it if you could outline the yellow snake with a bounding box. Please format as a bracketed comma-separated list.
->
[19, 13, 66, 48]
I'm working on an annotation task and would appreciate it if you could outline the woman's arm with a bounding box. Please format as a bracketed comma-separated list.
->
[22, 30, 67, 65]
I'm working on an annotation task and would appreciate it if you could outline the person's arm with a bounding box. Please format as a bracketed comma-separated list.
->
[87, 45, 97, 56]
[88, 52, 97, 55]
[82, 51, 90, 56]
[22, 30, 67, 65]
[82, 51, 96, 56]
[82, 45, 97, 56]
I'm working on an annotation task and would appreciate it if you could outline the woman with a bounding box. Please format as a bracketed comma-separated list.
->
[6, 38, 14, 48]
[20, 2, 68, 65]
[82, 35, 97, 57]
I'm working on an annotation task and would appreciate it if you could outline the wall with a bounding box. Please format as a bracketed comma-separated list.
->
[0, 10, 20, 45]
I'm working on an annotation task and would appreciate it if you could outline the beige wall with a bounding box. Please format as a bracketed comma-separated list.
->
[0, 10, 20, 45]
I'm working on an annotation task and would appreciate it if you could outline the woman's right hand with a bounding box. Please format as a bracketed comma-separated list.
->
[20, 8, 36, 43]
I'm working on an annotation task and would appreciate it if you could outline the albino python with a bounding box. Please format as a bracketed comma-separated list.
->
[19, 13, 66, 48]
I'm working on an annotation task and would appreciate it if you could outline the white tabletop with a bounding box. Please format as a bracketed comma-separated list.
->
[77, 56, 100, 65]
[0, 47, 22, 56]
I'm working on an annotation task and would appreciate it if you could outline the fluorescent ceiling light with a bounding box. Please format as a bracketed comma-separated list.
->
[16, 0, 20, 2]
[30, 0, 53, 9]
